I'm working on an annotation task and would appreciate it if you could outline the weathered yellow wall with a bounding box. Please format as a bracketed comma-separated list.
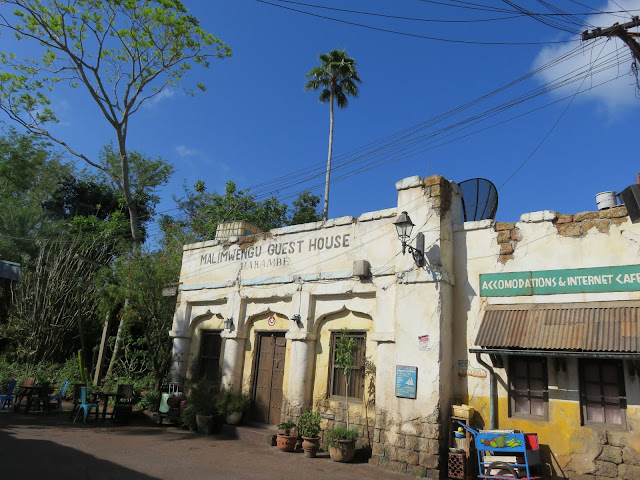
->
[185, 313, 224, 381]
[240, 312, 291, 397]
[311, 309, 376, 423]
[470, 393, 640, 474]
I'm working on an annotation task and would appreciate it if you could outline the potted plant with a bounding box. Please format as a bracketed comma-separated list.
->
[326, 427, 359, 462]
[181, 380, 218, 435]
[327, 329, 360, 462]
[216, 389, 250, 424]
[276, 421, 298, 452]
[298, 408, 322, 458]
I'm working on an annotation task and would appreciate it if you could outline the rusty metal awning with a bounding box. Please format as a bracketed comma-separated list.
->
[472, 301, 640, 356]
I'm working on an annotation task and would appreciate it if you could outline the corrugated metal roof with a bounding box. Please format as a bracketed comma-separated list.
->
[475, 302, 640, 353]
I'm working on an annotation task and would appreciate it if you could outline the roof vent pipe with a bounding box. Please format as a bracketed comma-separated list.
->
[595, 191, 618, 210]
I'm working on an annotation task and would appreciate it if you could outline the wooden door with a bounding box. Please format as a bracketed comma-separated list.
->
[253, 333, 286, 425]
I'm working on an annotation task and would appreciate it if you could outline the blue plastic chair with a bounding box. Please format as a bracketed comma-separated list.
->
[73, 386, 99, 423]
[48, 380, 69, 411]
[0, 380, 17, 411]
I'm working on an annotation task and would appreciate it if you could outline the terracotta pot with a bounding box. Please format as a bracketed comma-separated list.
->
[328, 439, 356, 462]
[226, 411, 242, 425]
[276, 434, 297, 452]
[195, 414, 215, 435]
[301, 436, 320, 458]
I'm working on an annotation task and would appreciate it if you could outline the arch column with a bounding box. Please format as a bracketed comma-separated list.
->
[220, 333, 246, 392]
[169, 333, 191, 386]
[285, 332, 317, 413]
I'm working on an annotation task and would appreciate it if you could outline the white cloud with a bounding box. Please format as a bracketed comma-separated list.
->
[533, 0, 640, 110]
[176, 144, 199, 158]
[143, 87, 177, 109]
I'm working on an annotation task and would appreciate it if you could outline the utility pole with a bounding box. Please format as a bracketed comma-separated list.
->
[582, 17, 640, 62]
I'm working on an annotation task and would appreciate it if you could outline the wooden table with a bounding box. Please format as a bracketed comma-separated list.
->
[21, 384, 52, 414]
[94, 392, 123, 420]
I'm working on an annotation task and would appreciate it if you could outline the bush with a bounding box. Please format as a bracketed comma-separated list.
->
[326, 427, 358, 447]
[298, 408, 321, 438]
[216, 389, 250, 415]
[0, 356, 82, 399]
[277, 421, 297, 436]
[137, 390, 161, 412]
[181, 380, 218, 431]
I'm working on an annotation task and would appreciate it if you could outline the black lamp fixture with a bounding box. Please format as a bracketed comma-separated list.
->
[291, 314, 302, 328]
[393, 211, 425, 267]
[224, 317, 233, 331]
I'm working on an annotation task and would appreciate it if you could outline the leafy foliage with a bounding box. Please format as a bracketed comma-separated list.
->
[0, 0, 231, 241]
[334, 329, 359, 432]
[305, 49, 361, 109]
[298, 408, 322, 438]
[216, 389, 251, 415]
[326, 427, 359, 446]
[175, 180, 321, 241]
[181, 380, 218, 431]
[277, 421, 297, 436]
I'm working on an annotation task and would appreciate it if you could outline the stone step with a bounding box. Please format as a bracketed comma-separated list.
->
[222, 423, 277, 446]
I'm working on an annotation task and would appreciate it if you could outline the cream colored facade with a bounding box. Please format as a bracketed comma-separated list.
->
[170, 174, 640, 479]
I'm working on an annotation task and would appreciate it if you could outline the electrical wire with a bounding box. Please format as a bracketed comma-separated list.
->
[256, 0, 579, 44]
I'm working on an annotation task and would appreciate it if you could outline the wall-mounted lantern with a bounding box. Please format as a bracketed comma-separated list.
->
[224, 317, 234, 331]
[291, 314, 302, 328]
[393, 211, 425, 267]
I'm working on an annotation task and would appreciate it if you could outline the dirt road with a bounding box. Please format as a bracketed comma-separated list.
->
[0, 410, 404, 480]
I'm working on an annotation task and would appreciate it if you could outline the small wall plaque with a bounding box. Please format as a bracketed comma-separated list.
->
[395, 365, 418, 399]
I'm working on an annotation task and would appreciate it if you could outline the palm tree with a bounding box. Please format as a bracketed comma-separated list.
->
[305, 49, 361, 221]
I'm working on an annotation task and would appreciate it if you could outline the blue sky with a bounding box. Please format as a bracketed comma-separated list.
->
[2, 0, 640, 240]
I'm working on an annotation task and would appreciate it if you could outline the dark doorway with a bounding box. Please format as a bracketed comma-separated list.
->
[252, 332, 286, 425]
[197, 330, 223, 382]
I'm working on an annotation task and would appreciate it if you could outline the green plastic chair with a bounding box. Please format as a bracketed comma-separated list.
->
[73, 386, 99, 423]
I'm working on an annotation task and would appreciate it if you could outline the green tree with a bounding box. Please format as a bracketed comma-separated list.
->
[289, 190, 322, 225]
[0, 0, 231, 243]
[305, 49, 361, 221]
[176, 180, 290, 241]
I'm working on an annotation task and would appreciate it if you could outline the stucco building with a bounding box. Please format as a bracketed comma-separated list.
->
[170, 175, 639, 479]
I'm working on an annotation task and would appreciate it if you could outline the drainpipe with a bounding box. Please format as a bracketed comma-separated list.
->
[476, 353, 496, 429]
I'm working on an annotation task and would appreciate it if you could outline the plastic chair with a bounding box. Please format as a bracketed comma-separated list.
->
[0, 380, 17, 411]
[73, 386, 99, 423]
[48, 381, 69, 411]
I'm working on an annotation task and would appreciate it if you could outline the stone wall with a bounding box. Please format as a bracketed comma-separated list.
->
[564, 430, 640, 480]
[368, 409, 443, 479]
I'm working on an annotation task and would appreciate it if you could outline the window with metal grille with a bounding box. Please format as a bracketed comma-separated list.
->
[329, 331, 366, 400]
[197, 330, 222, 382]
[508, 356, 548, 419]
[579, 359, 626, 427]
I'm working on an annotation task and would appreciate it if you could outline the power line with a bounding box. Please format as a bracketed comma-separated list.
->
[256, 0, 579, 44]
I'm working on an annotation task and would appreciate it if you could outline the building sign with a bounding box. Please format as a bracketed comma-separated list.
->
[458, 360, 487, 378]
[480, 265, 640, 297]
[267, 315, 276, 327]
[199, 233, 351, 271]
[395, 365, 417, 399]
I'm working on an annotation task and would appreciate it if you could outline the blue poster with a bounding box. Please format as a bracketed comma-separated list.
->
[395, 365, 417, 399]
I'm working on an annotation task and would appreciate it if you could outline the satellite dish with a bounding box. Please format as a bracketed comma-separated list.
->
[459, 178, 498, 221]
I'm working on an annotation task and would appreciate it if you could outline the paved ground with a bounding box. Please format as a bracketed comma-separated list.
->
[0, 407, 405, 480]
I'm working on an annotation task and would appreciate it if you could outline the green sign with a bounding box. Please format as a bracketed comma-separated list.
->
[480, 265, 640, 297]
